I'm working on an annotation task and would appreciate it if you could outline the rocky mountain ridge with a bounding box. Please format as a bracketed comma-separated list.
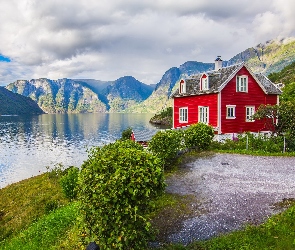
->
[5, 37, 295, 114]
[6, 76, 153, 113]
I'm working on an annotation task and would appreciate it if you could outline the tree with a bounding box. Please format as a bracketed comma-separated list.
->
[253, 101, 295, 137]
[78, 140, 165, 249]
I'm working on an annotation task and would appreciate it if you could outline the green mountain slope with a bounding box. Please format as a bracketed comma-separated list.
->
[268, 61, 295, 85]
[6, 79, 107, 113]
[0, 87, 44, 115]
[227, 37, 295, 74]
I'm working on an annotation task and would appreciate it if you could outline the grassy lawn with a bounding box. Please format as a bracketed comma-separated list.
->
[1, 152, 295, 249]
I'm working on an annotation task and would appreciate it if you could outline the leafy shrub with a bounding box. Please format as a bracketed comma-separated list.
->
[213, 133, 288, 153]
[44, 200, 59, 214]
[184, 123, 214, 150]
[60, 166, 79, 200]
[78, 140, 165, 249]
[46, 163, 65, 181]
[121, 127, 133, 140]
[148, 129, 183, 169]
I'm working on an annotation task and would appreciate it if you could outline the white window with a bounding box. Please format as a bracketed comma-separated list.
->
[226, 105, 236, 119]
[246, 106, 255, 122]
[237, 75, 248, 92]
[199, 106, 209, 124]
[201, 77, 209, 90]
[179, 80, 186, 94]
[179, 107, 188, 123]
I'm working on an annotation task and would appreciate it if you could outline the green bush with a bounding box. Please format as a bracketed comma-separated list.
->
[60, 166, 79, 200]
[183, 123, 214, 150]
[121, 127, 133, 140]
[78, 140, 165, 249]
[213, 133, 288, 153]
[148, 129, 183, 170]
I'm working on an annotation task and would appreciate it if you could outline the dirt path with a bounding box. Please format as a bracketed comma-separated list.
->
[165, 153, 295, 244]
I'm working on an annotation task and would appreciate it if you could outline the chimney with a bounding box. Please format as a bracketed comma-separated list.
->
[215, 56, 222, 71]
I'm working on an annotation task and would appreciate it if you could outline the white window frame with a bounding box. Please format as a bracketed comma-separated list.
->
[245, 106, 255, 122]
[237, 75, 248, 92]
[226, 105, 236, 119]
[201, 77, 209, 90]
[198, 106, 209, 124]
[179, 107, 188, 123]
[179, 81, 186, 94]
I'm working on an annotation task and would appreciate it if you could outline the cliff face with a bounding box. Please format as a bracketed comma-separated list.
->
[227, 37, 295, 74]
[6, 78, 107, 113]
[0, 87, 44, 115]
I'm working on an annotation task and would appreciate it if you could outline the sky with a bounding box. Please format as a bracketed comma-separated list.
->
[0, 0, 295, 86]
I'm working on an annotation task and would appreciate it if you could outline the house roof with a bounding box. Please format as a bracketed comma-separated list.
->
[171, 63, 282, 98]
[132, 129, 158, 142]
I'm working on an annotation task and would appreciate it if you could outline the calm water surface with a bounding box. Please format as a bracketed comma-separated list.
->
[0, 113, 158, 188]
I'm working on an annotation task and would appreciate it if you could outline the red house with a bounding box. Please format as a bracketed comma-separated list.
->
[171, 57, 282, 136]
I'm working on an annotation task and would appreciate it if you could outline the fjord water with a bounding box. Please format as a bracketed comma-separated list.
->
[0, 113, 157, 188]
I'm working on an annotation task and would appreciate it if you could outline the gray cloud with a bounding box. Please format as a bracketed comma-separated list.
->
[0, 0, 294, 85]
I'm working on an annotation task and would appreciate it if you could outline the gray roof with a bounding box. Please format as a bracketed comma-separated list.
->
[171, 63, 282, 98]
[133, 129, 157, 142]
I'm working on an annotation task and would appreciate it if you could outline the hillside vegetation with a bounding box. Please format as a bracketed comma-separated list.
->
[0, 87, 44, 115]
[268, 60, 295, 85]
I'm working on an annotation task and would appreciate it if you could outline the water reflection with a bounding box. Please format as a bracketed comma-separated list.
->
[0, 113, 156, 188]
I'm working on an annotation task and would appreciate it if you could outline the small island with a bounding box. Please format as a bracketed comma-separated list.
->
[149, 107, 173, 127]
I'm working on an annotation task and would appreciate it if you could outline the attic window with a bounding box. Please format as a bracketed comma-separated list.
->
[237, 75, 248, 92]
[200, 74, 209, 91]
[179, 80, 186, 94]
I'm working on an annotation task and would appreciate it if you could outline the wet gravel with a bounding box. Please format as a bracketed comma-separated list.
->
[165, 153, 295, 245]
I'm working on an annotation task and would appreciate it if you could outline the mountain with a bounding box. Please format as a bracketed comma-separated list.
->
[5, 76, 154, 113]
[130, 37, 295, 113]
[226, 37, 295, 74]
[101, 76, 154, 112]
[0, 87, 44, 115]
[126, 62, 214, 113]
[4, 37, 295, 114]
[266, 61, 295, 85]
[6, 78, 107, 113]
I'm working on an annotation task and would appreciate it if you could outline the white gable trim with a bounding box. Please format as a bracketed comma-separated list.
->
[217, 63, 268, 94]
[217, 63, 244, 92]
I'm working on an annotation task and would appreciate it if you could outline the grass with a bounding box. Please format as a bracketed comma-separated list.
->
[1, 150, 295, 249]
[212, 148, 295, 157]
[0, 172, 69, 241]
[0, 203, 79, 250]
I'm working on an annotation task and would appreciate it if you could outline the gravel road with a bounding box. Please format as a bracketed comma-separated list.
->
[165, 153, 295, 245]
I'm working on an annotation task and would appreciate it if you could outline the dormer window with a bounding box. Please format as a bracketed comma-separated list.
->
[179, 80, 186, 94]
[200, 74, 209, 91]
[237, 75, 248, 92]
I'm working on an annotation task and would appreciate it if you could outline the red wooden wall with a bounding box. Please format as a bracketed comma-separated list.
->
[173, 93, 218, 128]
[173, 65, 279, 134]
[220, 66, 278, 133]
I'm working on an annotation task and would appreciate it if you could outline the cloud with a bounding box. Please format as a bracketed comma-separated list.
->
[0, 0, 294, 85]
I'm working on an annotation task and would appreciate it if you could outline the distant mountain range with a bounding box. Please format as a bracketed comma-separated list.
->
[4, 37, 295, 114]
[6, 77, 153, 113]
